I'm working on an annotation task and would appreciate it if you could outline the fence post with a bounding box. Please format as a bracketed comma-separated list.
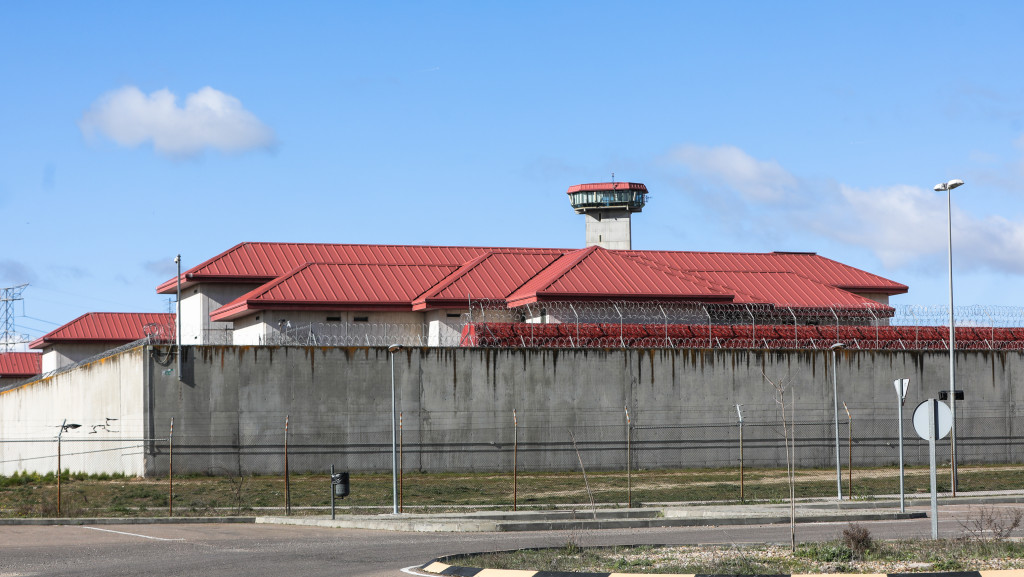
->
[789, 307, 798, 348]
[512, 409, 518, 511]
[56, 435, 61, 517]
[570, 304, 579, 347]
[703, 305, 712, 349]
[625, 406, 632, 508]
[736, 404, 744, 502]
[746, 305, 755, 347]
[169, 417, 174, 517]
[284, 415, 290, 516]
[399, 412, 404, 513]
[844, 403, 852, 499]
[614, 304, 624, 348]
[659, 305, 669, 348]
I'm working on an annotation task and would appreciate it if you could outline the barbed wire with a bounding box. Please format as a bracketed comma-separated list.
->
[0, 337, 158, 393]
[467, 300, 1024, 327]
[13, 303, 1023, 372]
[269, 322, 440, 347]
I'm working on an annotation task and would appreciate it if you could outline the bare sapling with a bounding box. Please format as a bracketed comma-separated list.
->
[764, 371, 797, 552]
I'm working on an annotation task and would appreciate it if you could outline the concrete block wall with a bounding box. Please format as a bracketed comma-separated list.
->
[143, 346, 1024, 476]
[4, 344, 1020, 478]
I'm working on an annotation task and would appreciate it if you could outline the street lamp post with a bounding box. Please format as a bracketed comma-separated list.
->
[830, 342, 845, 500]
[174, 255, 182, 381]
[387, 344, 403, 514]
[934, 178, 964, 494]
[56, 419, 80, 517]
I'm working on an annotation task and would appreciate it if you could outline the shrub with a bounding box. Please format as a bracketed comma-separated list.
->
[843, 523, 873, 559]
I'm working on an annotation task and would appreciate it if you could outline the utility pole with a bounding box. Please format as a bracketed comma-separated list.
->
[0, 284, 29, 352]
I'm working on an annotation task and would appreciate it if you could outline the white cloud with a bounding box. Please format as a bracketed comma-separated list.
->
[80, 86, 275, 157]
[669, 144, 799, 203]
[665, 144, 1024, 274]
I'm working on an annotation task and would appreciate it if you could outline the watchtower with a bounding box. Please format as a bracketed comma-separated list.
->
[567, 182, 647, 250]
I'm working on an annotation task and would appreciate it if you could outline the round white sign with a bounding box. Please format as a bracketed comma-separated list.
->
[912, 399, 953, 441]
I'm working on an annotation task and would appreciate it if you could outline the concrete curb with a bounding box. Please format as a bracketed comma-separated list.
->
[255, 508, 924, 533]
[0, 517, 255, 526]
[419, 560, 1024, 577]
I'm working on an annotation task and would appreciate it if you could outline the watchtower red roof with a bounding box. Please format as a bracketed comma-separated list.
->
[0, 352, 41, 377]
[566, 182, 648, 194]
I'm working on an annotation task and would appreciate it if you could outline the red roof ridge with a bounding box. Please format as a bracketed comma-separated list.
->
[157, 242, 568, 294]
[210, 261, 462, 321]
[507, 247, 601, 302]
[621, 253, 758, 302]
[507, 247, 735, 307]
[411, 254, 492, 309]
[793, 253, 908, 293]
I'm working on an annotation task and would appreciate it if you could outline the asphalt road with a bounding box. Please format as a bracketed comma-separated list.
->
[0, 503, 1016, 577]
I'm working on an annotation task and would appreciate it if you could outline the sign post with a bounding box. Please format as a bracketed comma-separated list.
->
[913, 398, 953, 539]
[894, 378, 909, 512]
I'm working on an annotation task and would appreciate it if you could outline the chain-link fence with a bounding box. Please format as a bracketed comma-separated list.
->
[5, 408, 1024, 518]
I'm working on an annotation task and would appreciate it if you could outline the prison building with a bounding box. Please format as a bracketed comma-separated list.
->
[29, 312, 176, 373]
[158, 242, 906, 347]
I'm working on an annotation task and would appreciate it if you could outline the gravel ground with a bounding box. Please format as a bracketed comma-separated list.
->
[579, 543, 1024, 574]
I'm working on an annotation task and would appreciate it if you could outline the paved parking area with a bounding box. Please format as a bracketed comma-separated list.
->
[0, 503, 1019, 577]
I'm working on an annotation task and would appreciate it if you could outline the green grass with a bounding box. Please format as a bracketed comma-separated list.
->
[1, 463, 1023, 518]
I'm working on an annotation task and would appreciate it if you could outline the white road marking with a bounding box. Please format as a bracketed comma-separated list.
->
[401, 565, 435, 576]
[80, 526, 185, 541]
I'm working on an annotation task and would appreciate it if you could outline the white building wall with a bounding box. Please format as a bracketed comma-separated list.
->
[230, 309, 433, 346]
[180, 283, 261, 345]
[40, 342, 124, 373]
[0, 346, 146, 476]
[425, 310, 467, 346]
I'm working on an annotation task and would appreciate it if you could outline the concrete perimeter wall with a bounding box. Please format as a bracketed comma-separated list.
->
[145, 346, 1024, 476]
[0, 347, 147, 476]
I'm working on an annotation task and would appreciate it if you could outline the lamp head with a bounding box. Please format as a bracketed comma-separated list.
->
[934, 179, 964, 192]
[387, 344, 403, 353]
[829, 343, 846, 351]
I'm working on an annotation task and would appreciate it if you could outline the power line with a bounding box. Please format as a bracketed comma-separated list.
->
[17, 314, 60, 326]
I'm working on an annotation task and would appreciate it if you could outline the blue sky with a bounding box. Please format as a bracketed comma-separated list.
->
[3, 2, 1024, 345]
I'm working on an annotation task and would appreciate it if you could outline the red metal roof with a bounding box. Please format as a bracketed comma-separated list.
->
[212, 263, 461, 321]
[157, 242, 565, 294]
[0, 352, 41, 377]
[566, 182, 648, 194]
[507, 247, 735, 307]
[688, 271, 886, 309]
[627, 251, 908, 295]
[412, 251, 563, 310]
[29, 313, 176, 349]
[163, 242, 908, 320]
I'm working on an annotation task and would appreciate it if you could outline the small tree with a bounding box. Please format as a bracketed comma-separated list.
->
[764, 371, 797, 552]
